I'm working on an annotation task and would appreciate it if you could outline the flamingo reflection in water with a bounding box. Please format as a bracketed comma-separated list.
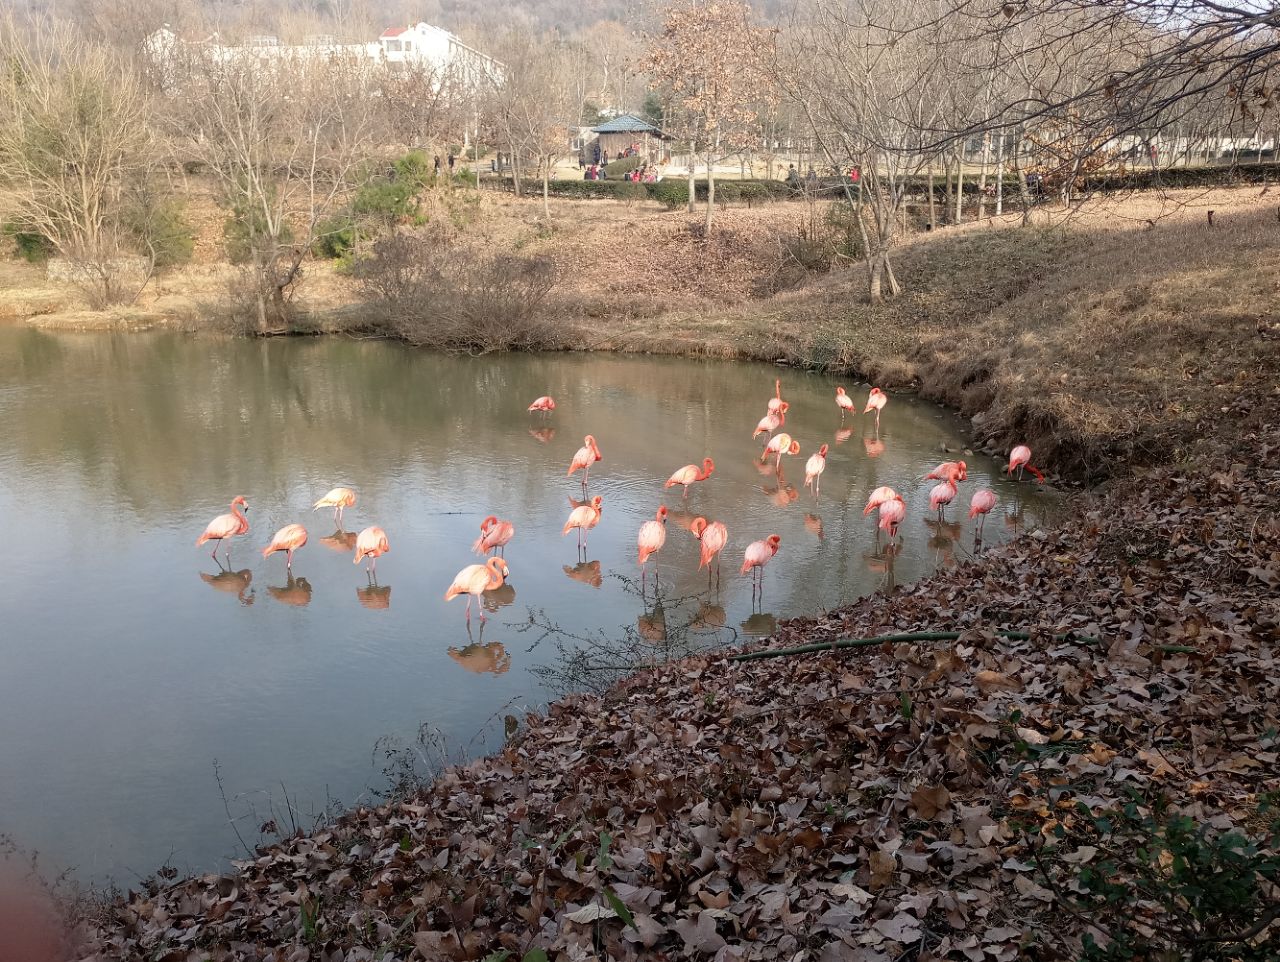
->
[563, 560, 603, 588]
[924, 517, 961, 567]
[689, 601, 727, 632]
[200, 563, 254, 606]
[356, 584, 391, 610]
[267, 573, 312, 607]
[863, 436, 886, 458]
[740, 611, 777, 637]
[448, 638, 511, 675]
[320, 529, 358, 553]
[481, 582, 517, 613]
[528, 426, 556, 444]
[834, 426, 854, 445]
[637, 602, 667, 644]
[804, 513, 825, 541]
[864, 541, 900, 593]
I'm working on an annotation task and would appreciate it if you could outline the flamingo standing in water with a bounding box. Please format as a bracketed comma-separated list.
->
[1007, 445, 1045, 482]
[528, 396, 556, 417]
[567, 435, 603, 489]
[969, 488, 998, 537]
[262, 523, 308, 569]
[563, 495, 603, 553]
[878, 495, 906, 540]
[925, 460, 968, 483]
[444, 557, 511, 623]
[741, 534, 781, 600]
[864, 387, 887, 432]
[863, 485, 899, 517]
[665, 458, 715, 497]
[761, 432, 800, 471]
[767, 378, 785, 415]
[636, 506, 668, 589]
[353, 526, 390, 576]
[835, 386, 855, 421]
[313, 487, 356, 526]
[804, 443, 829, 495]
[753, 402, 789, 441]
[929, 480, 958, 520]
[472, 515, 515, 556]
[196, 496, 250, 560]
[690, 517, 728, 586]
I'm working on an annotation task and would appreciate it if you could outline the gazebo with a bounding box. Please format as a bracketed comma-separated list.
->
[589, 114, 669, 164]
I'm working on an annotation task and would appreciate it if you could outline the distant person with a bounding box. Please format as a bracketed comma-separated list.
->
[433, 155, 441, 177]
[602, 149, 610, 164]
[848, 166, 861, 184]
[447, 153, 456, 172]
[598, 165, 608, 180]
[785, 163, 799, 188]
[805, 167, 817, 188]
[593, 142, 601, 164]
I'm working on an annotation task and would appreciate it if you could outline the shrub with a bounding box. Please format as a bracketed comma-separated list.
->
[3, 222, 54, 263]
[312, 215, 359, 261]
[120, 187, 195, 268]
[650, 179, 690, 210]
[603, 155, 643, 177]
[223, 198, 293, 265]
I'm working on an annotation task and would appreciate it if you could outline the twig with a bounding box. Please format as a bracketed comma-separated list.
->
[730, 629, 1199, 661]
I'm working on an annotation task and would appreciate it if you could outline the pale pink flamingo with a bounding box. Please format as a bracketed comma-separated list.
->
[863, 485, 899, 517]
[767, 378, 785, 415]
[353, 526, 390, 576]
[472, 515, 515, 556]
[636, 505, 668, 589]
[929, 480, 958, 520]
[527, 396, 556, 416]
[804, 443, 829, 495]
[690, 516, 728, 586]
[969, 488, 998, 537]
[835, 386, 855, 421]
[864, 387, 887, 432]
[752, 401, 789, 440]
[567, 434, 603, 489]
[444, 557, 510, 623]
[761, 432, 800, 471]
[563, 495, 603, 554]
[313, 487, 356, 525]
[261, 523, 308, 569]
[925, 460, 968, 483]
[1007, 445, 1045, 482]
[741, 534, 781, 601]
[195, 496, 250, 560]
[878, 495, 906, 540]
[664, 457, 715, 497]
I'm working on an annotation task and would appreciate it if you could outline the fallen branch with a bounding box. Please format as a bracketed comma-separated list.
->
[729, 629, 1198, 661]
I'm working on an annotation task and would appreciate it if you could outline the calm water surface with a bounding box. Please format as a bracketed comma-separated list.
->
[0, 329, 1049, 883]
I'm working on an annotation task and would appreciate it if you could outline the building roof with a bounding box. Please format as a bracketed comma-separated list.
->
[380, 26, 410, 38]
[591, 114, 665, 136]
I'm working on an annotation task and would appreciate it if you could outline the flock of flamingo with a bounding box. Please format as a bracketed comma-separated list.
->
[195, 378, 1045, 621]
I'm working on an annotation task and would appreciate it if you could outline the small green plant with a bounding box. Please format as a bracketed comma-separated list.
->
[121, 188, 195, 268]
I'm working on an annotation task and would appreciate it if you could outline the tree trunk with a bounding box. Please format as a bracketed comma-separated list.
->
[542, 157, 551, 220]
[977, 134, 990, 218]
[882, 250, 900, 298]
[869, 253, 883, 305]
[927, 159, 936, 231]
[995, 132, 1005, 216]
[687, 144, 697, 213]
[943, 153, 953, 224]
[705, 150, 716, 234]
[953, 142, 964, 224]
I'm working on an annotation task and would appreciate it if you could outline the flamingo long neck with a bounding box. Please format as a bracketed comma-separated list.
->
[486, 559, 504, 590]
[230, 502, 247, 529]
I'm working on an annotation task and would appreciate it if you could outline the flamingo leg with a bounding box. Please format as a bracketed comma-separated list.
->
[465, 596, 472, 622]
[479, 596, 487, 622]
[286, 549, 293, 569]
[210, 542, 219, 560]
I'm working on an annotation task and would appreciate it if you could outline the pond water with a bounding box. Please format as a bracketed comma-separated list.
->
[0, 329, 1050, 884]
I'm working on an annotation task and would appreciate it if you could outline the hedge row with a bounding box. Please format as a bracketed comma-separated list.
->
[495, 178, 793, 208]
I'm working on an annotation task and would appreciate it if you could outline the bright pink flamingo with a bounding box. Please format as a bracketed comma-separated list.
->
[527, 396, 556, 416]
[761, 432, 800, 471]
[472, 515, 515, 556]
[636, 505, 668, 589]
[753, 401, 789, 440]
[835, 386, 855, 421]
[969, 488, 998, 537]
[925, 460, 968, 483]
[665, 457, 715, 497]
[767, 378, 785, 415]
[862, 485, 899, 517]
[1007, 445, 1045, 482]
[313, 487, 356, 525]
[196, 496, 249, 560]
[567, 434, 603, 488]
[929, 480, 958, 520]
[563, 495, 603, 553]
[741, 534, 781, 600]
[691, 516, 728, 586]
[878, 495, 906, 540]
[444, 557, 510, 623]
[864, 387, 887, 432]
[353, 526, 390, 575]
[262, 523, 307, 569]
[804, 443, 829, 495]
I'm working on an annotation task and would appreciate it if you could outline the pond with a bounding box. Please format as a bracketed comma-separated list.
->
[0, 329, 1051, 884]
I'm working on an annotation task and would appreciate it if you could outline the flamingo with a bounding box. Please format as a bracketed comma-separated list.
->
[567, 434, 603, 488]
[353, 526, 390, 575]
[741, 534, 781, 599]
[925, 460, 968, 483]
[761, 432, 800, 471]
[929, 480, 958, 520]
[665, 458, 715, 497]
[444, 557, 511, 623]
[472, 515, 515, 556]
[864, 387, 887, 432]
[637, 506, 668, 589]
[313, 487, 356, 525]
[1007, 445, 1045, 482]
[563, 495, 603, 553]
[878, 495, 906, 540]
[261, 523, 308, 569]
[753, 401, 789, 440]
[690, 516, 728, 586]
[196, 496, 250, 560]
[969, 488, 998, 537]
[835, 386, 855, 420]
[527, 396, 556, 416]
[862, 485, 899, 516]
[767, 378, 785, 415]
[804, 443, 829, 495]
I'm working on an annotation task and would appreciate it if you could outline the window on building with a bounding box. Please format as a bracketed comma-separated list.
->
[386, 39, 401, 52]
[403, 41, 413, 52]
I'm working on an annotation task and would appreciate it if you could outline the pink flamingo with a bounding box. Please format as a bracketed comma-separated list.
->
[878, 495, 906, 540]
[804, 443, 829, 495]
[925, 460, 967, 483]
[929, 480, 958, 520]
[835, 386, 855, 421]
[313, 487, 356, 525]
[767, 378, 785, 415]
[862, 485, 899, 516]
[353, 526, 390, 575]
[741, 534, 781, 600]
[664, 457, 715, 497]
[262, 523, 308, 569]
[690, 516, 728, 586]
[196, 496, 249, 560]
[563, 495, 603, 553]
[761, 432, 800, 471]
[444, 557, 510, 623]
[1007, 445, 1045, 482]
[969, 488, 998, 537]
[636, 505, 668, 589]
[527, 396, 556, 416]
[472, 515, 515, 556]
[567, 434, 603, 488]
[864, 387, 887, 432]
[753, 401, 789, 440]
